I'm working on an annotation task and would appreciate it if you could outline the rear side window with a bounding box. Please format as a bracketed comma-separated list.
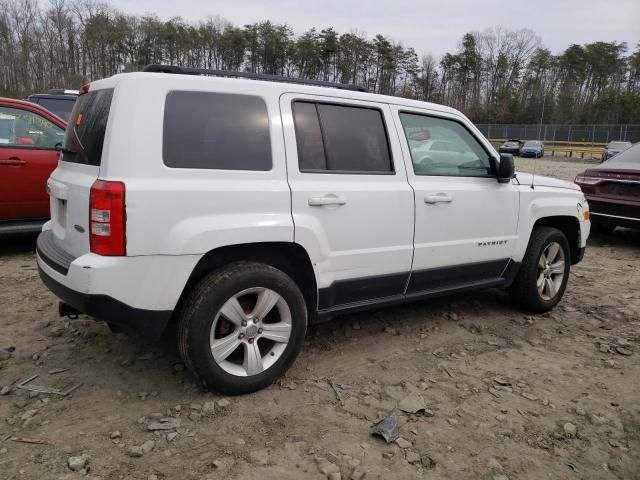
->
[163, 91, 271, 171]
[62, 89, 114, 166]
[292, 101, 393, 174]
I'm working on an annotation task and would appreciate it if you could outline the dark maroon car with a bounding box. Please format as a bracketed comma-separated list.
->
[575, 142, 640, 233]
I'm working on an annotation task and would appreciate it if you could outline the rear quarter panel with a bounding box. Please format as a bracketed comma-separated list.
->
[99, 74, 293, 257]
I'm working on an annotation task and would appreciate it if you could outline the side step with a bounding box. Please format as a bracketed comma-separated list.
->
[0, 220, 46, 235]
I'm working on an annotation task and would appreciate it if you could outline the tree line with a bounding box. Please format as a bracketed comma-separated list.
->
[2, 0, 639, 124]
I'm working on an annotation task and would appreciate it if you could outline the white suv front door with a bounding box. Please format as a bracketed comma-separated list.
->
[391, 106, 519, 294]
[280, 94, 414, 310]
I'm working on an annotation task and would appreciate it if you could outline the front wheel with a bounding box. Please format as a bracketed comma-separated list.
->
[177, 262, 307, 394]
[509, 227, 571, 313]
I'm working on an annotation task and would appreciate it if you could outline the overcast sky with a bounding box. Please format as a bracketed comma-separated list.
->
[108, 0, 639, 57]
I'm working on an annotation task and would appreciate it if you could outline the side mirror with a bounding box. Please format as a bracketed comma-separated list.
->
[497, 153, 515, 183]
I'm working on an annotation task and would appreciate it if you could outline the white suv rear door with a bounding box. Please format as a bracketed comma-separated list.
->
[280, 94, 414, 310]
[48, 88, 115, 258]
[391, 106, 519, 294]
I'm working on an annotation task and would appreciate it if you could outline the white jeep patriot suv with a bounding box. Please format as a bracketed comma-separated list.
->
[37, 65, 590, 394]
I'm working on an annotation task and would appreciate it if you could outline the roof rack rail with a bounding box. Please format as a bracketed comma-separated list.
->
[142, 64, 368, 93]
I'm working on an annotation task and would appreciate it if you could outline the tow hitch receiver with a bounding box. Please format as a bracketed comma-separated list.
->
[58, 302, 80, 319]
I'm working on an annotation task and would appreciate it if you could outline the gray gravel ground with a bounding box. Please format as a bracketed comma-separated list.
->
[1, 156, 638, 480]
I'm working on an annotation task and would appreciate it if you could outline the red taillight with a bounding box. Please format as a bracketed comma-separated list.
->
[89, 180, 126, 256]
[79, 83, 90, 95]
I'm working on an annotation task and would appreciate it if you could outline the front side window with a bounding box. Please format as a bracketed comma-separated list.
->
[292, 101, 393, 174]
[163, 91, 272, 171]
[399, 112, 493, 177]
[0, 106, 63, 149]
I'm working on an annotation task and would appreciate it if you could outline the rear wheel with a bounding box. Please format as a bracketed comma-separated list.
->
[509, 227, 570, 313]
[177, 261, 307, 394]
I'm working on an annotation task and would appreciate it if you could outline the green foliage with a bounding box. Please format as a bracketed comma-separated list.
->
[0, 1, 638, 124]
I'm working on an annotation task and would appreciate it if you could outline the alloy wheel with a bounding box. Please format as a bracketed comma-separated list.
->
[209, 287, 292, 377]
[536, 242, 565, 301]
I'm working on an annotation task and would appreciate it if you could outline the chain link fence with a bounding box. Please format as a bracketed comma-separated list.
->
[475, 124, 640, 144]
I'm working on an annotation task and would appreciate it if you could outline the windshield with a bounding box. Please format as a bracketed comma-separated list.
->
[524, 141, 540, 147]
[504, 142, 519, 147]
[62, 89, 114, 166]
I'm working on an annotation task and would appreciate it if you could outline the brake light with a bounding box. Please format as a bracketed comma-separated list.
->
[89, 180, 126, 256]
[79, 83, 90, 96]
[574, 175, 601, 186]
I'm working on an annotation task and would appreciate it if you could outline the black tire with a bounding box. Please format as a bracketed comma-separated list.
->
[591, 220, 616, 235]
[177, 261, 307, 394]
[508, 227, 571, 313]
[106, 322, 124, 334]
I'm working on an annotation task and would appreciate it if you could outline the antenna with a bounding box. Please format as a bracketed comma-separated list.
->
[531, 90, 546, 190]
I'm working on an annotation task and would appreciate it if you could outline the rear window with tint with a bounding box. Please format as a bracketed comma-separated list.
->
[163, 91, 272, 171]
[292, 101, 393, 174]
[37, 97, 76, 121]
[62, 89, 114, 166]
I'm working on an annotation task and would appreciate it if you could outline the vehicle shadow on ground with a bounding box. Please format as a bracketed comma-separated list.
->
[72, 286, 513, 397]
[19, 227, 636, 397]
[0, 233, 37, 257]
[587, 227, 640, 250]
[310, 287, 512, 340]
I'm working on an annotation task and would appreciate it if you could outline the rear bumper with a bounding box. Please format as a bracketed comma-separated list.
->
[585, 196, 640, 228]
[37, 230, 75, 274]
[36, 229, 202, 337]
[590, 212, 640, 229]
[38, 263, 171, 337]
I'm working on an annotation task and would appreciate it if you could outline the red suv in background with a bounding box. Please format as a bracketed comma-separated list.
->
[0, 97, 66, 235]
